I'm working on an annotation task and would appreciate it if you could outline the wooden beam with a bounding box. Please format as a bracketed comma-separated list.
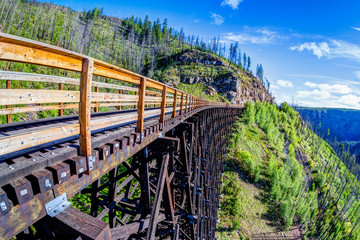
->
[79, 58, 93, 173]
[160, 85, 167, 126]
[163, 171, 175, 222]
[59, 83, 64, 116]
[0, 89, 80, 105]
[180, 92, 184, 116]
[6, 80, 11, 123]
[136, 77, 146, 134]
[94, 86, 99, 112]
[146, 154, 169, 240]
[185, 94, 188, 114]
[117, 90, 122, 110]
[172, 90, 177, 119]
[54, 206, 111, 240]
[110, 214, 166, 240]
[138, 148, 151, 217]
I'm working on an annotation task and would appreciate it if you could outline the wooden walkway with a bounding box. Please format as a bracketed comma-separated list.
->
[0, 33, 242, 240]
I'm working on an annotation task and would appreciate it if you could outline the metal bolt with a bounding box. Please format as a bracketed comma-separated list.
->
[8, 166, 14, 170]
[32, 158, 36, 162]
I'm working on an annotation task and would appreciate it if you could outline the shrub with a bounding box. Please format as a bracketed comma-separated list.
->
[314, 173, 326, 189]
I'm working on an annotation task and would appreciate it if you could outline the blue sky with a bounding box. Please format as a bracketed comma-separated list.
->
[48, 0, 360, 109]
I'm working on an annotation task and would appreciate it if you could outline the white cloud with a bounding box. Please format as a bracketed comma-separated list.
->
[338, 94, 360, 106]
[290, 42, 330, 58]
[297, 89, 331, 100]
[295, 81, 360, 109]
[222, 28, 282, 45]
[210, 12, 224, 25]
[352, 27, 360, 31]
[290, 40, 360, 62]
[221, 0, 243, 9]
[304, 81, 352, 94]
[277, 80, 293, 88]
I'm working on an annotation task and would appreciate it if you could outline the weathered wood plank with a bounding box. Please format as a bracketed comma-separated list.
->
[0, 41, 83, 71]
[79, 58, 93, 169]
[110, 214, 166, 239]
[0, 89, 80, 105]
[180, 92, 184, 115]
[146, 154, 169, 240]
[172, 90, 178, 119]
[0, 123, 80, 155]
[6, 79, 11, 123]
[160, 85, 167, 125]
[136, 77, 146, 133]
[59, 82, 64, 116]
[55, 206, 111, 240]
[0, 102, 139, 115]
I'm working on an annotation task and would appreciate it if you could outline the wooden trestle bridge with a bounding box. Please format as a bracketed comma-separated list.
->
[0, 33, 243, 240]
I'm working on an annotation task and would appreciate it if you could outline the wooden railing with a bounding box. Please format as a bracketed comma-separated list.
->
[0, 33, 227, 170]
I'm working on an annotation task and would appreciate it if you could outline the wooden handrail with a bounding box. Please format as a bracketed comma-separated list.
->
[0, 33, 231, 163]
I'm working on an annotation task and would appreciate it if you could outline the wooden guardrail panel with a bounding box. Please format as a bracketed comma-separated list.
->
[0, 123, 80, 155]
[0, 32, 227, 163]
[0, 89, 80, 105]
[0, 41, 83, 71]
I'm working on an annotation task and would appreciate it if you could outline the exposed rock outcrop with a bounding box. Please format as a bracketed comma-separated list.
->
[159, 49, 273, 105]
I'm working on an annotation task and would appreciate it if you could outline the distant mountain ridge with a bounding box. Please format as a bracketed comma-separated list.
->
[296, 107, 360, 142]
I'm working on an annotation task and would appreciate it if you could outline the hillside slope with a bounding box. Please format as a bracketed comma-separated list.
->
[218, 102, 360, 239]
[154, 49, 272, 104]
[0, 1, 272, 107]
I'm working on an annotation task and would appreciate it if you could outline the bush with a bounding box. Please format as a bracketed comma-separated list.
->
[314, 173, 326, 189]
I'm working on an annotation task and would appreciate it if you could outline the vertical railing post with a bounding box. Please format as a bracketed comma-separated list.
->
[172, 90, 177, 119]
[79, 58, 94, 174]
[6, 80, 11, 123]
[59, 83, 63, 116]
[160, 85, 167, 128]
[179, 92, 184, 115]
[190, 96, 193, 111]
[94, 86, 99, 112]
[185, 94, 188, 114]
[137, 77, 146, 140]
[118, 89, 122, 110]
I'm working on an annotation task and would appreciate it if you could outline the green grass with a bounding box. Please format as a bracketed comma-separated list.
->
[218, 101, 360, 239]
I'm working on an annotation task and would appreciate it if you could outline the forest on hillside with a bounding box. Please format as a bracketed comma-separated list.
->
[0, 0, 272, 124]
[218, 102, 360, 240]
[0, 0, 267, 84]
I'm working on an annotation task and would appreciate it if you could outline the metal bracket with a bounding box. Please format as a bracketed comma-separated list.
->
[45, 193, 71, 217]
[158, 132, 163, 138]
[88, 155, 95, 172]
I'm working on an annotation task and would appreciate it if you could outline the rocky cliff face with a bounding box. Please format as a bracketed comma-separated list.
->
[156, 49, 273, 105]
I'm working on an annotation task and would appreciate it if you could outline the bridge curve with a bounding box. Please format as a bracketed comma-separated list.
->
[0, 33, 243, 240]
